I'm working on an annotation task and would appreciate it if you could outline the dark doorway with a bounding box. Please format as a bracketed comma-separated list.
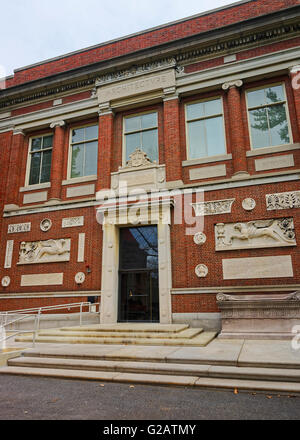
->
[118, 226, 159, 322]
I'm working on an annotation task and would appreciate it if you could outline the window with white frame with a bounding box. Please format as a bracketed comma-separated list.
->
[247, 84, 291, 149]
[28, 134, 53, 185]
[70, 124, 98, 178]
[124, 112, 158, 163]
[186, 98, 226, 160]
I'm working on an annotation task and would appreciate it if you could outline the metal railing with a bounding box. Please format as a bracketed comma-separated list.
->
[0, 301, 100, 348]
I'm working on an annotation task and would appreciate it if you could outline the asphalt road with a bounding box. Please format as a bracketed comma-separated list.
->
[0, 375, 299, 422]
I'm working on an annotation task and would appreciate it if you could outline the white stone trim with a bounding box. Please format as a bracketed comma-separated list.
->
[171, 284, 300, 294]
[4, 240, 14, 269]
[62, 175, 97, 185]
[182, 154, 232, 167]
[23, 191, 48, 204]
[246, 143, 300, 157]
[20, 182, 51, 192]
[77, 233, 85, 262]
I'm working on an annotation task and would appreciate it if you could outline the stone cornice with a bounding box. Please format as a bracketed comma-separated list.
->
[1, 12, 300, 111]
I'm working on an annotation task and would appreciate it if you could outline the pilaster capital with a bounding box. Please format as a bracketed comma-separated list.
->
[50, 120, 65, 129]
[163, 86, 179, 102]
[222, 79, 243, 91]
[13, 129, 25, 136]
[289, 65, 300, 75]
[98, 102, 114, 116]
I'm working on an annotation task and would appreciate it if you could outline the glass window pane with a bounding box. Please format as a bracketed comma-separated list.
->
[40, 150, 52, 183]
[125, 116, 141, 133]
[125, 132, 141, 161]
[204, 99, 222, 117]
[29, 152, 41, 185]
[84, 141, 98, 176]
[141, 112, 157, 129]
[268, 105, 290, 146]
[188, 120, 207, 159]
[186, 102, 205, 121]
[266, 85, 285, 104]
[72, 128, 84, 143]
[141, 129, 158, 162]
[247, 89, 266, 108]
[42, 135, 53, 149]
[205, 116, 226, 156]
[85, 125, 98, 141]
[71, 144, 84, 178]
[31, 137, 42, 151]
[249, 108, 270, 148]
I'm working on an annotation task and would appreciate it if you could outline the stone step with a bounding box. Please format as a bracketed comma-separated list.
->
[15, 332, 216, 347]
[1, 365, 300, 394]
[59, 324, 190, 333]
[7, 356, 300, 382]
[36, 328, 203, 339]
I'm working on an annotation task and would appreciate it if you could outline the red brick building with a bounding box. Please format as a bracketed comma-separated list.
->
[0, 0, 300, 332]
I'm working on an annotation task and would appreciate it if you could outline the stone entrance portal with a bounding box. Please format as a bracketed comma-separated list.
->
[98, 198, 173, 324]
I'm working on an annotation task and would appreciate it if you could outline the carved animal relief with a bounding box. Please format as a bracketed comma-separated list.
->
[215, 218, 296, 251]
[18, 239, 71, 264]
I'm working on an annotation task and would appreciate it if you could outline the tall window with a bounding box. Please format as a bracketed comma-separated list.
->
[28, 135, 53, 185]
[70, 124, 98, 178]
[124, 112, 158, 163]
[186, 98, 226, 159]
[247, 84, 291, 149]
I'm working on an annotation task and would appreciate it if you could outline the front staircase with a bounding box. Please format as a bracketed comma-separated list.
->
[14, 323, 217, 347]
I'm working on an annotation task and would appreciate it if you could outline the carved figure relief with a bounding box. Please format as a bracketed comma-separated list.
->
[215, 218, 296, 251]
[18, 239, 71, 264]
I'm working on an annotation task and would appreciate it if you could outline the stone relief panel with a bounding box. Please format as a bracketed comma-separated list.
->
[192, 199, 235, 216]
[62, 216, 84, 228]
[266, 191, 300, 210]
[215, 218, 296, 251]
[18, 239, 71, 264]
[8, 223, 31, 234]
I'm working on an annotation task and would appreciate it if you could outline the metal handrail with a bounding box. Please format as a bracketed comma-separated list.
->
[0, 301, 101, 348]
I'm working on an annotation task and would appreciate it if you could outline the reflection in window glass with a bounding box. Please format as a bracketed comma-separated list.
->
[70, 125, 98, 178]
[28, 135, 53, 185]
[186, 98, 226, 159]
[124, 113, 158, 163]
[247, 85, 290, 149]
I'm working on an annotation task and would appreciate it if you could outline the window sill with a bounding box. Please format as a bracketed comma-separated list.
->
[246, 143, 300, 157]
[19, 182, 51, 192]
[62, 175, 97, 185]
[182, 154, 232, 167]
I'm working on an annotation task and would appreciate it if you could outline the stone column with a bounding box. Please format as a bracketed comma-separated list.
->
[222, 80, 249, 178]
[157, 222, 172, 324]
[289, 65, 300, 140]
[48, 120, 65, 202]
[100, 221, 119, 324]
[5, 129, 25, 209]
[163, 87, 183, 185]
[96, 102, 114, 192]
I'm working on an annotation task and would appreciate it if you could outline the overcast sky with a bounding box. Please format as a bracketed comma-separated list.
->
[1, 0, 240, 77]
